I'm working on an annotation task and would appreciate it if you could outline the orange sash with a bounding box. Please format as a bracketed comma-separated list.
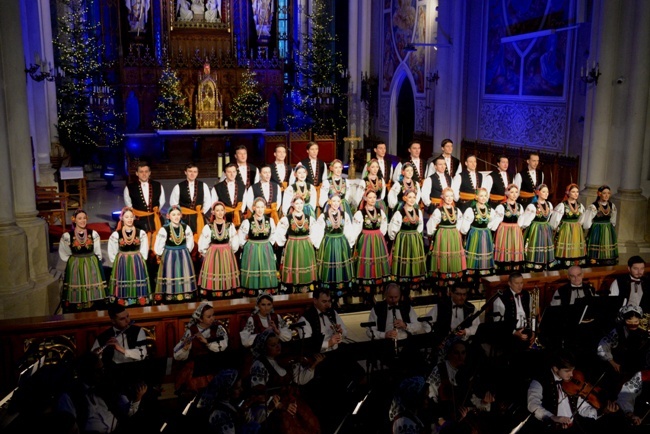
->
[263, 203, 280, 224]
[224, 203, 243, 227]
[489, 194, 505, 202]
[429, 197, 442, 205]
[459, 192, 476, 201]
[180, 205, 205, 244]
[281, 181, 288, 191]
[132, 206, 162, 250]
[519, 191, 535, 199]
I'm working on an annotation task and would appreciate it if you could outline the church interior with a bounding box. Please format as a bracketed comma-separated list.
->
[1, 0, 650, 432]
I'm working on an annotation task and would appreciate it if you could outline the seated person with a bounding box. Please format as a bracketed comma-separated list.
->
[617, 369, 650, 427]
[607, 256, 649, 312]
[389, 376, 428, 434]
[549, 265, 596, 306]
[490, 273, 534, 351]
[367, 283, 423, 342]
[57, 351, 147, 434]
[597, 304, 650, 396]
[299, 287, 347, 354]
[527, 349, 618, 432]
[423, 285, 480, 344]
[427, 339, 494, 433]
[91, 304, 148, 365]
[240, 294, 292, 348]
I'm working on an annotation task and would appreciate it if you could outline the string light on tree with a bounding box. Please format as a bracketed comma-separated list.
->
[152, 65, 191, 130]
[230, 67, 269, 128]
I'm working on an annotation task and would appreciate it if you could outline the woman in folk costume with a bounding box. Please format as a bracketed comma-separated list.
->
[107, 207, 151, 306]
[519, 184, 557, 270]
[312, 194, 356, 293]
[550, 183, 587, 268]
[238, 197, 279, 296]
[387, 162, 421, 213]
[173, 302, 228, 395]
[282, 164, 318, 220]
[275, 196, 318, 294]
[153, 205, 197, 303]
[488, 184, 525, 274]
[352, 189, 391, 296]
[319, 159, 354, 219]
[388, 188, 427, 292]
[460, 188, 495, 286]
[198, 201, 240, 299]
[389, 376, 428, 434]
[356, 158, 388, 216]
[427, 187, 466, 287]
[583, 185, 618, 266]
[240, 294, 292, 348]
[59, 209, 107, 312]
[246, 329, 323, 434]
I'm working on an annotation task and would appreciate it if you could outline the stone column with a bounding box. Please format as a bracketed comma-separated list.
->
[0, 0, 57, 319]
[614, 0, 650, 247]
[581, 0, 620, 200]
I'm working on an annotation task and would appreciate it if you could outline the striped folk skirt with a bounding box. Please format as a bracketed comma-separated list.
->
[62, 253, 107, 312]
[464, 226, 495, 276]
[554, 221, 586, 267]
[316, 231, 354, 290]
[354, 229, 391, 290]
[154, 245, 198, 303]
[199, 243, 240, 298]
[523, 221, 556, 270]
[240, 239, 279, 296]
[391, 229, 427, 283]
[280, 235, 317, 290]
[108, 251, 151, 306]
[428, 226, 466, 280]
[493, 222, 525, 272]
[586, 221, 619, 265]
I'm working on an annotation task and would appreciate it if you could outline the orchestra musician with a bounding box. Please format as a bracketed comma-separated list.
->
[606, 256, 649, 312]
[550, 266, 596, 307]
[92, 304, 148, 366]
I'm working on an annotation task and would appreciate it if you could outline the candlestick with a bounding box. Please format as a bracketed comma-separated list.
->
[366, 150, 371, 163]
[217, 154, 223, 177]
[225, 154, 230, 165]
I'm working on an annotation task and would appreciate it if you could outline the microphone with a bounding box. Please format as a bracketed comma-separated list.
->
[417, 316, 433, 323]
[360, 321, 376, 328]
[289, 321, 306, 329]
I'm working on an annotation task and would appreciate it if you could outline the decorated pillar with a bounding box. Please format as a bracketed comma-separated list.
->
[0, 0, 57, 319]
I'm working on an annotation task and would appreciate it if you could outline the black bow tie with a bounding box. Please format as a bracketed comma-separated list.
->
[571, 285, 583, 289]
[631, 278, 641, 283]
[515, 293, 523, 298]
[390, 305, 398, 311]
[319, 312, 326, 317]
[453, 305, 464, 309]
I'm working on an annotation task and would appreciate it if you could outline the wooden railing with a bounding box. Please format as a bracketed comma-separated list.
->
[0, 294, 314, 396]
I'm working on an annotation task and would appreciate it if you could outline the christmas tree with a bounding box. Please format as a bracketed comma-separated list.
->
[287, 0, 346, 134]
[230, 68, 269, 128]
[54, 0, 122, 164]
[152, 65, 191, 130]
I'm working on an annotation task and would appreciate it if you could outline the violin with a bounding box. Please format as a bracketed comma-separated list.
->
[561, 370, 605, 409]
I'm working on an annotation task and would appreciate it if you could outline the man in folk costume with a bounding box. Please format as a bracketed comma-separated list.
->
[422, 155, 452, 215]
[451, 154, 484, 213]
[514, 152, 544, 208]
[169, 162, 212, 248]
[211, 163, 247, 229]
[123, 161, 165, 259]
[232, 144, 260, 190]
[607, 255, 649, 312]
[394, 140, 426, 186]
[484, 155, 512, 209]
[269, 143, 291, 192]
[426, 138, 461, 179]
[244, 165, 282, 225]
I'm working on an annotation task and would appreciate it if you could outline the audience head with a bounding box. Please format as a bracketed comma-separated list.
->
[384, 283, 401, 306]
[627, 255, 645, 279]
[313, 288, 332, 313]
[508, 272, 524, 294]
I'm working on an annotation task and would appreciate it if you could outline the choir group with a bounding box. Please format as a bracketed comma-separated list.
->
[57, 140, 619, 312]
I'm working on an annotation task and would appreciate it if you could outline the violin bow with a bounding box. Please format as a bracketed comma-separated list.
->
[569, 371, 606, 419]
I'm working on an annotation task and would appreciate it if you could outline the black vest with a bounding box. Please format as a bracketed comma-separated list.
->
[428, 172, 452, 201]
[614, 275, 650, 312]
[96, 325, 143, 366]
[270, 162, 291, 185]
[375, 300, 412, 332]
[459, 171, 482, 195]
[126, 181, 162, 212]
[213, 180, 246, 207]
[436, 299, 475, 337]
[555, 282, 595, 306]
[303, 306, 338, 351]
[300, 158, 327, 187]
[377, 159, 393, 184]
[236, 163, 258, 189]
[251, 181, 280, 205]
[518, 169, 543, 193]
[177, 180, 206, 209]
[488, 170, 510, 197]
[497, 290, 531, 333]
[435, 153, 460, 178]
